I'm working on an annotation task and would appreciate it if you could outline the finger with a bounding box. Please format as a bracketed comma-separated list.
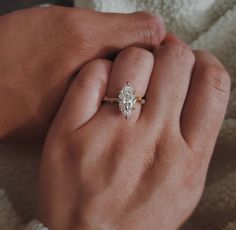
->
[181, 50, 231, 154]
[142, 43, 195, 128]
[76, 9, 165, 56]
[101, 47, 154, 121]
[102, 11, 166, 50]
[51, 59, 112, 134]
[162, 33, 190, 49]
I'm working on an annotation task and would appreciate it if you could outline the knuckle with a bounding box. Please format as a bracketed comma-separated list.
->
[201, 65, 231, 94]
[50, 6, 75, 28]
[54, 8, 90, 49]
[63, 15, 81, 37]
[119, 46, 154, 64]
[133, 11, 160, 47]
[139, 11, 158, 27]
[47, 9, 79, 45]
[135, 11, 157, 26]
[163, 43, 195, 64]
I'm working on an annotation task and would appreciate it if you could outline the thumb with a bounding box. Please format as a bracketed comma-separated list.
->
[98, 11, 166, 52]
[77, 9, 166, 56]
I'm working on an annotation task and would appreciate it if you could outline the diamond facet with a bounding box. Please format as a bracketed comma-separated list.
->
[118, 82, 136, 118]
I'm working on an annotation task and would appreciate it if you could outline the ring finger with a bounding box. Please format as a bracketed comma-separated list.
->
[101, 47, 154, 122]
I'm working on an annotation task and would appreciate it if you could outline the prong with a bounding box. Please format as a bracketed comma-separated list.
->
[140, 99, 145, 104]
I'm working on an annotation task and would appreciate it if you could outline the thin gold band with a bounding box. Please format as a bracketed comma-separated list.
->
[103, 96, 145, 104]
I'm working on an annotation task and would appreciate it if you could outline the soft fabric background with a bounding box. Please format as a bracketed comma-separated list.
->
[0, 0, 235, 229]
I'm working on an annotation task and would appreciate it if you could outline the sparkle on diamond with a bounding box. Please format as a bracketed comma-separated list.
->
[118, 82, 136, 118]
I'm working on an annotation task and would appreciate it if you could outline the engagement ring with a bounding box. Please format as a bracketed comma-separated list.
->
[103, 82, 145, 119]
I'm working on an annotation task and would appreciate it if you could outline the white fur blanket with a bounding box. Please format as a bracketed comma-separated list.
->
[0, 0, 235, 229]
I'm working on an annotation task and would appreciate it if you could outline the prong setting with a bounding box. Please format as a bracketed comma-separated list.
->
[118, 82, 137, 118]
[103, 82, 145, 119]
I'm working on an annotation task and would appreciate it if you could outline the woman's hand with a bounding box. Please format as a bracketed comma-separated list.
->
[0, 6, 165, 143]
[39, 41, 230, 229]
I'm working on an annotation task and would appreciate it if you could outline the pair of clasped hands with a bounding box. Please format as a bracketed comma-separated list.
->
[0, 6, 231, 230]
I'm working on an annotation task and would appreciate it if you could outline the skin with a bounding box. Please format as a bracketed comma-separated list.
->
[0, 6, 165, 143]
[39, 38, 231, 229]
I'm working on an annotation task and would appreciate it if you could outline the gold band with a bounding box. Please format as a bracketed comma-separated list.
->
[103, 97, 119, 103]
[103, 96, 145, 104]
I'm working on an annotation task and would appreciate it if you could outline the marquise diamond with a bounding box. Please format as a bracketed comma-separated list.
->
[118, 82, 136, 118]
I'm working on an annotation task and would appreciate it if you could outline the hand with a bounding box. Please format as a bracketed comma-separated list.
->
[39, 40, 230, 229]
[0, 6, 165, 143]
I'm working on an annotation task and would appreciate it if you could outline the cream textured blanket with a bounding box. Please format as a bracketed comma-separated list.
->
[0, 0, 236, 229]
